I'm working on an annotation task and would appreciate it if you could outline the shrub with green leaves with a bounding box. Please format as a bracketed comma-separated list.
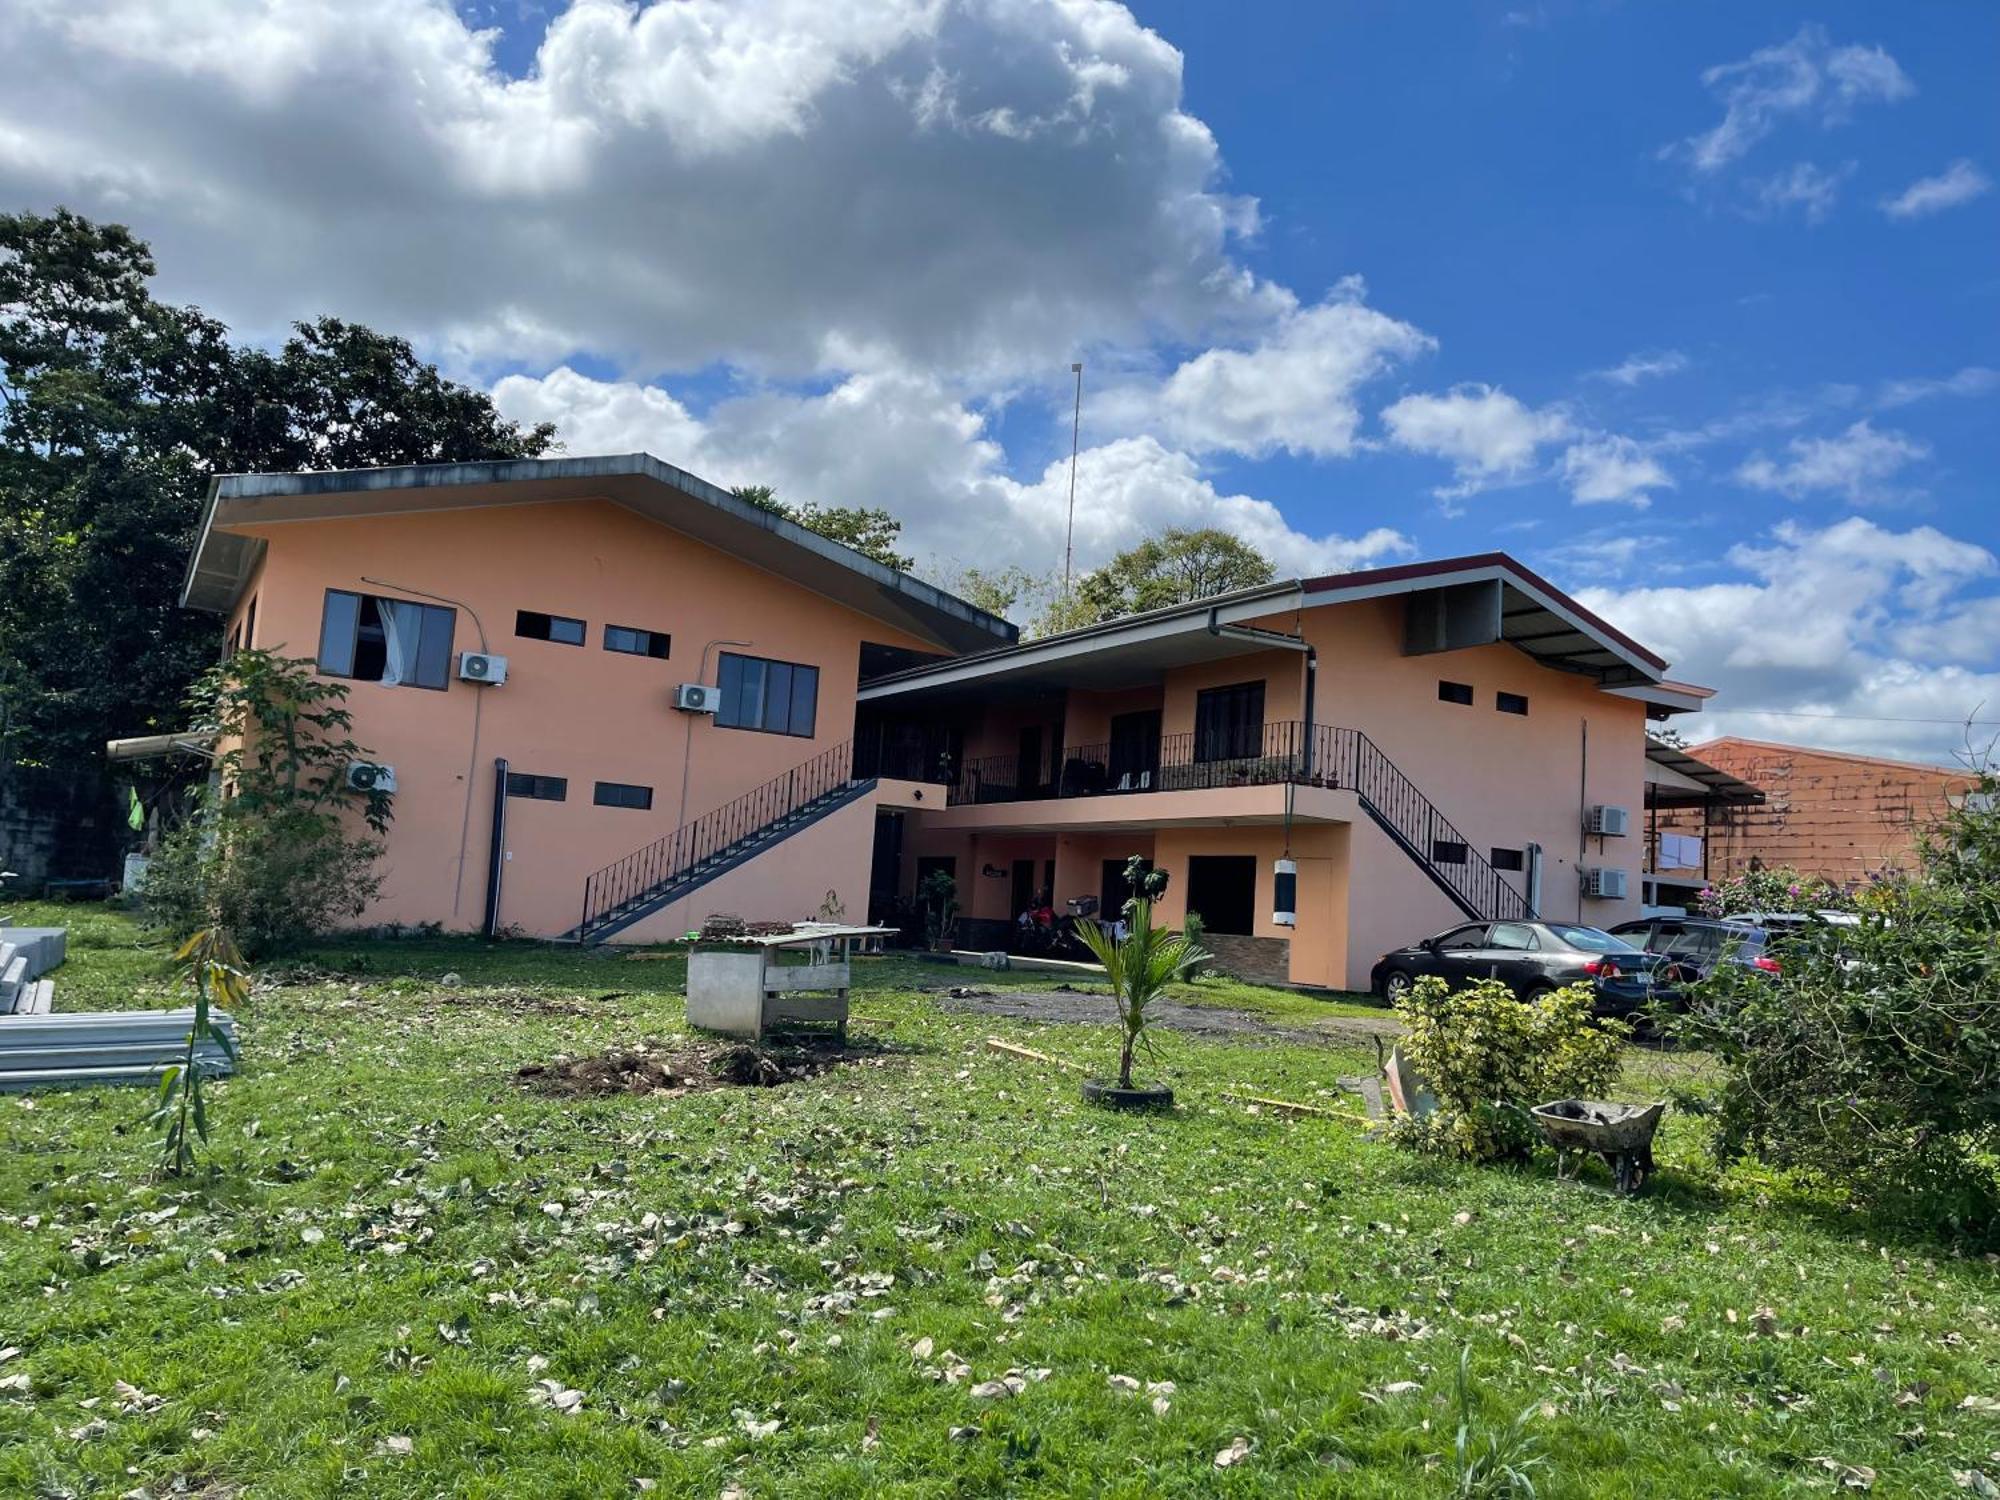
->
[1676, 769, 2000, 1239]
[140, 649, 391, 959]
[1390, 976, 1627, 1162]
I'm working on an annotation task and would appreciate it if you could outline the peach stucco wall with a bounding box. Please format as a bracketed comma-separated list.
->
[222, 498, 937, 937]
[1277, 594, 1647, 964]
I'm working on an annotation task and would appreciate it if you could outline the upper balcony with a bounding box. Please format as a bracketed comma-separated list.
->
[947, 719, 1330, 806]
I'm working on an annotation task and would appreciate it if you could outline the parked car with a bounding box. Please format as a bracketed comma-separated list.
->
[1369, 920, 1682, 1018]
[1608, 916, 1781, 982]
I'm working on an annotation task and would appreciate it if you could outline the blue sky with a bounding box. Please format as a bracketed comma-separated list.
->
[3, 1, 1994, 758]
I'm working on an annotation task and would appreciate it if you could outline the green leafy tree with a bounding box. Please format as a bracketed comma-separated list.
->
[1056, 527, 1276, 629]
[0, 208, 554, 771]
[140, 650, 393, 957]
[1677, 767, 2000, 1236]
[733, 483, 912, 571]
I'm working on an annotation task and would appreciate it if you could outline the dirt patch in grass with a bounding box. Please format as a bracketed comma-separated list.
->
[516, 1035, 889, 1097]
[932, 985, 1401, 1047]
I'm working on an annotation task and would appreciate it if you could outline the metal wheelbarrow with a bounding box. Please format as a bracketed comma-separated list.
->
[1531, 1099, 1666, 1195]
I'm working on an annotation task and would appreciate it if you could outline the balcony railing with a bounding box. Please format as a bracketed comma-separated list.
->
[946, 720, 1324, 806]
[942, 719, 1530, 923]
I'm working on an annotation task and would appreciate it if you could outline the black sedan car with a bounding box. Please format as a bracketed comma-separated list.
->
[1370, 919, 1682, 1017]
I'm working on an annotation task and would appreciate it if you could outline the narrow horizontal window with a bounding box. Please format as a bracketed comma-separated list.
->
[505, 773, 567, 802]
[1490, 846, 1525, 871]
[1437, 680, 1473, 706]
[1496, 691, 1529, 716]
[604, 625, 670, 659]
[317, 588, 454, 690]
[1430, 839, 1469, 865]
[594, 781, 654, 810]
[716, 652, 819, 737]
[516, 609, 586, 646]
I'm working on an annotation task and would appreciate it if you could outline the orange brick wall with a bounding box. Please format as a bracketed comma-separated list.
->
[1659, 738, 1976, 884]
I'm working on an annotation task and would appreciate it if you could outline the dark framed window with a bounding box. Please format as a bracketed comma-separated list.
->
[1430, 839, 1469, 865]
[1496, 691, 1529, 716]
[1185, 854, 1257, 936]
[604, 625, 670, 659]
[516, 609, 586, 646]
[1437, 680, 1473, 706]
[593, 781, 653, 810]
[1490, 846, 1525, 871]
[717, 652, 819, 737]
[506, 773, 568, 802]
[318, 589, 455, 690]
[1193, 681, 1265, 763]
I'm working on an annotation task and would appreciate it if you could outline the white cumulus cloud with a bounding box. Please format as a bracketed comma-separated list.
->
[1380, 384, 1571, 498]
[1560, 437, 1672, 507]
[1137, 280, 1435, 459]
[491, 366, 1415, 582]
[0, 0, 1286, 377]
[1578, 517, 2000, 761]
[1735, 419, 1929, 501]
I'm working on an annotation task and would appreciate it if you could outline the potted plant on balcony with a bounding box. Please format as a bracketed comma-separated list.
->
[1074, 857, 1210, 1111]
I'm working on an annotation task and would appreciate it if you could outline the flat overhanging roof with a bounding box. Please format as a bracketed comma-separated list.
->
[861, 551, 1675, 703]
[856, 580, 1306, 703]
[180, 453, 1017, 656]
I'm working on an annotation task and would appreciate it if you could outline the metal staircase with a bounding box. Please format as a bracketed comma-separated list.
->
[1314, 727, 1531, 922]
[569, 739, 874, 944]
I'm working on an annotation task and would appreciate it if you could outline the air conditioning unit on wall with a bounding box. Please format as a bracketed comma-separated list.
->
[346, 761, 397, 795]
[674, 683, 721, 713]
[458, 652, 508, 685]
[1581, 866, 1628, 899]
[1585, 804, 1630, 837]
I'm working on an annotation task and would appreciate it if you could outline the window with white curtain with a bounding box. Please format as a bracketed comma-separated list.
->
[317, 589, 455, 690]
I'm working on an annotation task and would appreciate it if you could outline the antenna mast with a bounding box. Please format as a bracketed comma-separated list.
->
[1062, 361, 1083, 599]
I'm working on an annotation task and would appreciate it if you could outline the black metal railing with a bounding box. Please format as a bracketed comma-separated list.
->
[1323, 727, 1532, 923]
[944, 719, 1528, 921]
[578, 738, 864, 937]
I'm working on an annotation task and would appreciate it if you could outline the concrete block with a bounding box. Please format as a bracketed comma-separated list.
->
[686, 950, 768, 1038]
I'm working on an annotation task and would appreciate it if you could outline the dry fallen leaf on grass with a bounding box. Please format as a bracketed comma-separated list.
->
[1214, 1436, 1253, 1468]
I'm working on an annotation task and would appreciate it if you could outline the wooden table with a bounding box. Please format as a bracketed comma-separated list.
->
[685, 925, 898, 1041]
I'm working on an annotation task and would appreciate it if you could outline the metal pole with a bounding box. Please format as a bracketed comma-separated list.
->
[1062, 362, 1083, 600]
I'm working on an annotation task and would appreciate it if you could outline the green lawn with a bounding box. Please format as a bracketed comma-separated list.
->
[1, 905, 1994, 1497]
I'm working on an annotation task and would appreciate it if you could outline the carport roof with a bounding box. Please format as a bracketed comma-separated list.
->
[1644, 740, 1765, 807]
[179, 453, 1017, 655]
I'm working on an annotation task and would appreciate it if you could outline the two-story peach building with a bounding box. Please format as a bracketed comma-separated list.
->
[179, 455, 1704, 991]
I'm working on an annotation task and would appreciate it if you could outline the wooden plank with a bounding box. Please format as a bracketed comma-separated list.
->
[764, 962, 849, 993]
[1219, 1089, 1366, 1123]
[763, 993, 848, 1026]
[984, 1037, 1080, 1072]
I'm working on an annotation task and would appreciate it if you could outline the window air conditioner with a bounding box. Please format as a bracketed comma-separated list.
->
[346, 761, 397, 795]
[674, 683, 721, 713]
[1585, 804, 1630, 837]
[457, 652, 509, 685]
[1581, 866, 1627, 899]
